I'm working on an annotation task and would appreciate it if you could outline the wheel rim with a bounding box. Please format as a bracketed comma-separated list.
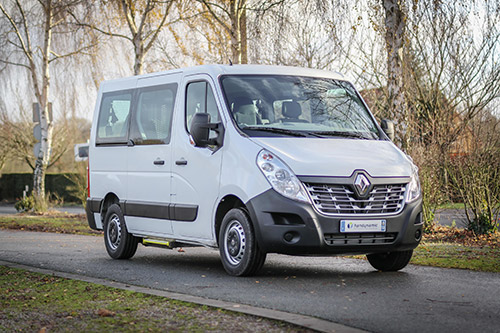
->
[106, 214, 121, 251]
[224, 220, 246, 266]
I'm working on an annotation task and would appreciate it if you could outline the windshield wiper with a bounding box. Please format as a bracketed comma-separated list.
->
[241, 126, 307, 137]
[307, 131, 373, 139]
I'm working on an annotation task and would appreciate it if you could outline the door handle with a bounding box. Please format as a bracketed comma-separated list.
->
[175, 160, 188, 166]
[153, 159, 165, 165]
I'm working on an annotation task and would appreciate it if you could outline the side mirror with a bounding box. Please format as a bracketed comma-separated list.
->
[190, 113, 224, 148]
[74, 143, 89, 162]
[381, 119, 395, 141]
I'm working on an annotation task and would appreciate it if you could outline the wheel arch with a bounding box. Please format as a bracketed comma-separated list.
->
[214, 195, 245, 246]
[99, 192, 120, 223]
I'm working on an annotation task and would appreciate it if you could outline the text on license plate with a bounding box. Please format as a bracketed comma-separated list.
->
[340, 220, 386, 233]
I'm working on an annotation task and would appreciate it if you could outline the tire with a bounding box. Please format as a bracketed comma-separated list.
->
[219, 208, 266, 276]
[367, 250, 413, 271]
[103, 204, 138, 259]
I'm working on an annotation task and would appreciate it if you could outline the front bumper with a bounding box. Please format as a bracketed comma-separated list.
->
[246, 189, 423, 255]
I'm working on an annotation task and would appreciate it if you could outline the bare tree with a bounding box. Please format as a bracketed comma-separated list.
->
[196, 0, 249, 64]
[0, 110, 69, 173]
[71, 0, 175, 75]
[0, 0, 92, 209]
[189, 0, 284, 64]
[254, 0, 352, 71]
[405, 1, 500, 150]
[447, 111, 500, 233]
[382, 0, 408, 144]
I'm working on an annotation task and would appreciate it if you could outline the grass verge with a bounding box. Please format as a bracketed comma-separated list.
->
[411, 225, 500, 273]
[0, 266, 308, 332]
[413, 242, 500, 273]
[0, 213, 100, 236]
[436, 202, 466, 210]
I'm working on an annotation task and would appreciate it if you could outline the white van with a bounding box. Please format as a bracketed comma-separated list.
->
[86, 65, 423, 276]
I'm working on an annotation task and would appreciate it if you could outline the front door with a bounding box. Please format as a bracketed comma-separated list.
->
[125, 74, 180, 237]
[170, 75, 225, 241]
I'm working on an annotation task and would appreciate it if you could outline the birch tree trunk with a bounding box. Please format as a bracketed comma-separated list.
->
[32, 1, 54, 207]
[229, 0, 247, 64]
[383, 0, 407, 146]
[0, 0, 56, 209]
[133, 34, 146, 75]
[199, 0, 248, 64]
[240, 3, 248, 64]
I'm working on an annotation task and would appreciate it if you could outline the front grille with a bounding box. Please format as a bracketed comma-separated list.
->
[324, 233, 397, 245]
[305, 183, 406, 215]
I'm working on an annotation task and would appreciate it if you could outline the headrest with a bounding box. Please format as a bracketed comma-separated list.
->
[237, 104, 258, 115]
[232, 97, 253, 112]
[282, 101, 301, 119]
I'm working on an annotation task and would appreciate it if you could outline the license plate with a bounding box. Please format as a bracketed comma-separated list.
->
[340, 220, 386, 233]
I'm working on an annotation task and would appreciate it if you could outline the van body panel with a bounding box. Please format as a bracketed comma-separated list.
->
[124, 73, 181, 236]
[170, 74, 224, 240]
[218, 126, 272, 204]
[250, 137, 411, 178]
[90, 146, 128, 208]
[125, 144, 173, 236]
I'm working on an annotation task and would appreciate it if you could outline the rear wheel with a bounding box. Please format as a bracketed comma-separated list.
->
[219, 208, 266, 276]
[104, 204, 138, 259]
[367, 250, 413, 271]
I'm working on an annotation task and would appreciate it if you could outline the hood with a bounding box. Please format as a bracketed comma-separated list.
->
[250, 137, 412, 178]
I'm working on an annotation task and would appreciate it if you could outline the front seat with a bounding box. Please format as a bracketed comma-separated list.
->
[281, 101, 307, 122]
[233, 97, 258, 126]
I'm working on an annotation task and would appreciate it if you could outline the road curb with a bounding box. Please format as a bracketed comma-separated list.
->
[0, 259, 366, 333]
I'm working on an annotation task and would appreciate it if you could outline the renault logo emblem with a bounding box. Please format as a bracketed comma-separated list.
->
[354, 174, 371, 196]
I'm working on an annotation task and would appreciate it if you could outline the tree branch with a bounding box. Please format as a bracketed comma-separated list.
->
[0, 2, 33, 63]
[144, 0, 174, 54]
[121, 0, 138, 36]
[48, 42, 98, 63]
[198, 0, 231, 34]
[67, 11, 132, 41]
[0, 59, 31, 70]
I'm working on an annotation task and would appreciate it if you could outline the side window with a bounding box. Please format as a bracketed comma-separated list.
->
[186, 81, 220, 133]
[96, 91, 132, 144]
[130, 84, 177, 145]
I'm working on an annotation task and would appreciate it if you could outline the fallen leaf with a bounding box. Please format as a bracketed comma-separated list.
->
[97, 308, 115, 317]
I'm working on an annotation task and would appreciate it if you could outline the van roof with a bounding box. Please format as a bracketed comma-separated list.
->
[99, 64, 346, 92]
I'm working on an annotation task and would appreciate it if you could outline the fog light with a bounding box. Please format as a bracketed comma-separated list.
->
[415, 229, 422, 241]
[284, 232, 294, 242]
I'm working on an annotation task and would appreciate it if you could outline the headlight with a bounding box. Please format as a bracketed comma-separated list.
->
[406, 164, 421, 203]
[256, 150, 309, 203]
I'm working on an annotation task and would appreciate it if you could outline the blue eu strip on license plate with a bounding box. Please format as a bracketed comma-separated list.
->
[340, 220, 386, 233]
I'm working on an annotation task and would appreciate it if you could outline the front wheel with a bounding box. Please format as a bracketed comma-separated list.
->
[219, 208, 266, 276]
[104, 204, 138, 259]
[367, 250, 413, 271]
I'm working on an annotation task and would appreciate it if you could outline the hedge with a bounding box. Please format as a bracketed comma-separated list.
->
[0, 173, 82, 203]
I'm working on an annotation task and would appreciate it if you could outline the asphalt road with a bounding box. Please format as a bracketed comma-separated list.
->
[0, 230, 499, 333]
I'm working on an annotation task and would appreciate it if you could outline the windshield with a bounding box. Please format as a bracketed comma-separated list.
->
[220, 75, 380, 139]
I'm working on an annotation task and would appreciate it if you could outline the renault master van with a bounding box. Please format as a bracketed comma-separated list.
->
[86, 65, 423, 276]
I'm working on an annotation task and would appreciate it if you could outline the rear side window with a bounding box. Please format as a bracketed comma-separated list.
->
[130, 84, 178, 145]
[186, 81, 220, 133]
[96, 91, 132, 144]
